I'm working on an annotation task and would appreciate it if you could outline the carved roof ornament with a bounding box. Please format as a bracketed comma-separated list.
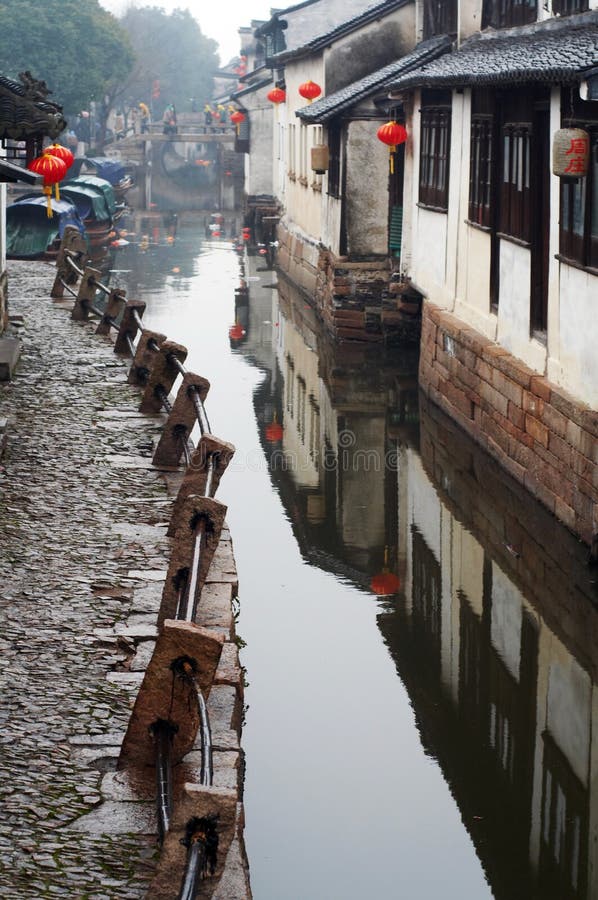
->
[0, 71, 66, 143]
[18, 70, 52, 102]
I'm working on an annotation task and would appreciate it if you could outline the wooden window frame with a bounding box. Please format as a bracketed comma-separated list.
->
[469, 114, 494, 228]
[552, 0, 588, 15]
[482, 0, 537, 29]
[419, 95, 451, 211]
[559, 126, 598, 272]
[423, 0, 457, 38]
[499, 122, 532, 244]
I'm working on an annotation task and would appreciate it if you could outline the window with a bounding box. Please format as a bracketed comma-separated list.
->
[469, 91, 496, 228]
[299, 125, 308, 182]
[500, 123, 532, 243]
[552, 0, 588, 15]
[423, 0, 457, 38]
[559, 94, 598, 271]
[419, 90, 451, 211]
[482, 0, 537, 29]
[288, 122, 296, 175]
[327, 123, 341, 198]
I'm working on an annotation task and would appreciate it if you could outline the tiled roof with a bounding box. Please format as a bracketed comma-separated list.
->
[257, 0, 379, 58]
[0, 72, 66, 141]
[272, 0, 410, 63]
[388, 15, 598, 90]
[297, 35, 451, 122]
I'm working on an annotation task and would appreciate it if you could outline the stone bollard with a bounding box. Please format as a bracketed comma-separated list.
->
[95, 288, 127, 336]
[114, 299, 146, 354]
[127, 329, 166, 387]
[71, 266, 101, 321]
[167, 437, 236, 536]
[139, 340, 188, 414]
[51, 226, 88, 299]
[152, 372, 210, 468]
[118, 619, 224, 770]
[147, 785, 238, 899]
[159, 494, 228, 627]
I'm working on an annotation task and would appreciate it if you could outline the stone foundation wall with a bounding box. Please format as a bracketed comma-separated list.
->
[0, 269, 8, 334]
[276, 220, 421, 344]
[419, 300, 598, 546]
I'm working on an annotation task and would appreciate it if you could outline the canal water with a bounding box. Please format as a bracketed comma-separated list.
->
[107, 212, 598, 900]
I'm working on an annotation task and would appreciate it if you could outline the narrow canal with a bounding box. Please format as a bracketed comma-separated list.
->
[107, 212, 598, 900]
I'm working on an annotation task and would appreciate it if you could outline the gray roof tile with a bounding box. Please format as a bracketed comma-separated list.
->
[388, 15, 598, 90]
[297, 35, 451, 122]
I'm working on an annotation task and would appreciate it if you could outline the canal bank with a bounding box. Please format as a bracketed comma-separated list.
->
[0, 253, 250, 898]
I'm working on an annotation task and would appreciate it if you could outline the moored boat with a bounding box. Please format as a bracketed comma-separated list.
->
[70, 156, 135, 202]
[60, 174, 125, 248]
[6, 195, 86, 260]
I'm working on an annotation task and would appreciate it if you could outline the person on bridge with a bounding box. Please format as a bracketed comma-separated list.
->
[163, 103, 177, 135]
[139, 102, 150, 133]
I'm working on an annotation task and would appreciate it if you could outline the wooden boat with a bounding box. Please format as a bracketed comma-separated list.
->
[60, 174, 125, 248]
[70, 156, 135, 201]
[6, 195, 87, 260]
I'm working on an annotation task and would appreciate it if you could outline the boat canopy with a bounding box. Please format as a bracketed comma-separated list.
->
[6, 196, 85, 259]
[61, 175, 118, 220]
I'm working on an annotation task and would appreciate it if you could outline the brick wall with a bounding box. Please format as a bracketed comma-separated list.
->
[277, 220, 420, 344]
[419, 300, 598, 546]
[419, 391, 598, 681]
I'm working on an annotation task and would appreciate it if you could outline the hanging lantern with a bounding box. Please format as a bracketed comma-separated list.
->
[230, 110, 245, 135]
[265, 413, 283, 443]
[229, 323, 245, 341]
[370, 547, 401, 596]
[267, 87, 286, 105]
[46, 143, 75, 176]
[27, 152, 68, 217]
[377, 121, 407, 175]
[298, 80, 321, 104]
[553, 128, 590, 178]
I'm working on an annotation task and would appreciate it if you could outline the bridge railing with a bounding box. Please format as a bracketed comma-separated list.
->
[52, 225, 242, 897]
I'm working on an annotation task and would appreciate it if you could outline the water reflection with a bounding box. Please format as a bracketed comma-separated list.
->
[104, 213, 598, 899]
[238, 265, 598, 900]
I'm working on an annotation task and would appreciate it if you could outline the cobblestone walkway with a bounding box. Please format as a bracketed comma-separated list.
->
[0, 261, 172, 897]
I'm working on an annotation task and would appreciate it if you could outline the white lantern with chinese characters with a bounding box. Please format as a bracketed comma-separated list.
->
[553, 128, 590, 178]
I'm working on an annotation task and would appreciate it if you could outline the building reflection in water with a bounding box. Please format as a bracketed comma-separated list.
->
[235, 259, 598, 900]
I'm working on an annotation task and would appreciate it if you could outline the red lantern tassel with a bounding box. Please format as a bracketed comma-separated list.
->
[389, 146, 395, 175]
[43, 185, 53, 218]
[54, 183, 61, 201]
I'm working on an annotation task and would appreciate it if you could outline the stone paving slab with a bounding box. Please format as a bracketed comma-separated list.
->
[0, 262, 176, 897]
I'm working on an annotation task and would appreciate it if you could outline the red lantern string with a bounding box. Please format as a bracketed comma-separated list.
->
[298, 80, 321, 104]
[45, 144, 75, 201]
[28, 152, 68, 217]
[377, 121, 407, 174]
[230, 109, 245, 136]
[267, 87, 286, 105]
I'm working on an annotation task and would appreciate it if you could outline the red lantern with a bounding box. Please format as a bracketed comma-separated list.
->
[267, 87, 286, 105]
[370, 547, 401, 596]
[370, 570, 401, 595]
[229, 323, 245, 341]
[377, 121, 407, 175]
[28, 152, 68, 217]
[265, 411, 283, 442]
[46, 143, 75, 172]
[230, 109, 245, 135]
[298, 80, 321, 104]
